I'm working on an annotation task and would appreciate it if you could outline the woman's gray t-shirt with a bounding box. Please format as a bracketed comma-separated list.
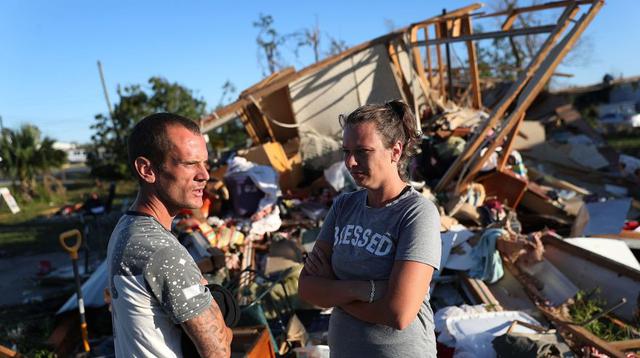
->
[318, 187, 442, 357]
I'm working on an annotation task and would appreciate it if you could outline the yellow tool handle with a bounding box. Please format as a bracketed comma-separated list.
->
[59, 229, 82, 260]
[81, 322, 91, 352]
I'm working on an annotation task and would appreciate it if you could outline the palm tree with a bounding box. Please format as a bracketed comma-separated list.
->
[0, 124, 67, 200]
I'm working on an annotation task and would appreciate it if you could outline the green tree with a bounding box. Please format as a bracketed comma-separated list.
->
[0, 124, 67, 199]
[87, 76, 207, 179]
[208, 80, 248, 153]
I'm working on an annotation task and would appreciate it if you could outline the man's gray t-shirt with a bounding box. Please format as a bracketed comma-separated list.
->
[107, 212, 212, 357]
[318, 187, 441, 357]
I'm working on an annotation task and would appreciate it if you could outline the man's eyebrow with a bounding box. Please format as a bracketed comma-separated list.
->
[177, 159, 207, 165]
[342, 146, 374, 150]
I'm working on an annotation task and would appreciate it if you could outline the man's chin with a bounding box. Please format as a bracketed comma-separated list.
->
[176, 199, 203, 212]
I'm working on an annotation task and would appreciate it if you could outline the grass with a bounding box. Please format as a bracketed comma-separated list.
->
[0, 297, 68, 357]
[604, 132, 640, 157]
[569, 290, 640, 342]
[0, 177, 137, 356]
[0, 180, 137, 256]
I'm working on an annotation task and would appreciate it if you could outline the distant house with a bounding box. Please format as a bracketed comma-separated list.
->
[53, 141, 87, 163]
[597, 77, 640, 127]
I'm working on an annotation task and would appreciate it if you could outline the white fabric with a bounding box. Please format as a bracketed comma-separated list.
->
[226, 156, 281, 212]
[250, 205, 282, 235]
[57, 260, 107, 315]
[435, 307, 541, 358]
[323, 161, 354, 192]
[434, 304, 488, 347]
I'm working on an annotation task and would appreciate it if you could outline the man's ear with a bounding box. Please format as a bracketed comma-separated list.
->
[134, 156, 156, 184]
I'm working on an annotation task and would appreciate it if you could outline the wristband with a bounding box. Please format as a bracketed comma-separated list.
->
[368, 280, 375, 303]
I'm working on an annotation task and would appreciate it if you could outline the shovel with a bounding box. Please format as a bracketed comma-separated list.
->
[59, 229, 91, 353]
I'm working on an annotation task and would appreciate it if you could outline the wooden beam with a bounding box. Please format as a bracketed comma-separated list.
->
[479, 0, 596, 19]
[247, 95, 276, 142]
[457, 1, 603, 189]
[412, 25, 556, 46]
[459, 274, 503, 309]
[0, 344, 23, 358]
[434, 2, 582, 192]
[610, 339, 640, 351]
[544, 313, 627, 358]
[463, 15, 482, 109]
[435, 22, 446, 100]
[502, 259, 627, 358]
[410, 25, 431, 97]
[502, 14, 518, 31]
[424, 27, 433, 85]
[386, 41, 414, 109]
[410, 3, 484, 26]
[238, 108, 260, 144]
[201, 4, 486, 131]
[497, 112, 526, 171]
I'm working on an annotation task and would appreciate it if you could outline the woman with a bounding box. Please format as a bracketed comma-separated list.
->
[298, 100, 442, 357]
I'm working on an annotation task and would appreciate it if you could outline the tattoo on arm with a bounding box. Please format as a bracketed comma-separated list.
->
[181, 301, 232, 358]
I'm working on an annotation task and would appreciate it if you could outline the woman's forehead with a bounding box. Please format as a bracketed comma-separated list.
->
[343, 122, 384, 147]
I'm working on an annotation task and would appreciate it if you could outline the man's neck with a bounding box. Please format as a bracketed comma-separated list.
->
[130, 191, 174, 230]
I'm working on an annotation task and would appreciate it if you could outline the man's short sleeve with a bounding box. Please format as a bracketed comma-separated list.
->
[144, 245, 212, 323]
[394, 198, 442, 270]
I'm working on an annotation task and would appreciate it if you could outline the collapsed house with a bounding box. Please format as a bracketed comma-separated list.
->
[32, 1, 640, 357]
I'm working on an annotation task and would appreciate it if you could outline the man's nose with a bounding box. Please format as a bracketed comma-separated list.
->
[196, 163, 210, 181]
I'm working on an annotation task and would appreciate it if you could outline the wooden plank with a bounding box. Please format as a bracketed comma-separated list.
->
[463, 15, 482, 109]
[410, 3, 484, 25]
[239, 108, 260, 144]
[387, 41, 414, 109]
[424, 27, 433, 85]
[409, 25, 431, 97]
[435, 22, 446, 99]
[248, 95, 276, 142]
[201, 4, 485, 131]
[479, 0, 596, 19]
[502, 14, 518, 31]
[0, 344, 22, 358]
[542, 235, 640, 281]
[503, 260, 627, 358]
[550, 317, 627, 358]
[610, 339, 640, 351]
[460, 274, 503, 309]
[458, 1, 603, 188]
[434, 3, 581, 192]
[497, 112, 526, 171]
[412, 25, 556, 46]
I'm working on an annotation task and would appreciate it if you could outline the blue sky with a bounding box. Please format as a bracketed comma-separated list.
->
[1, 0, 639, 143]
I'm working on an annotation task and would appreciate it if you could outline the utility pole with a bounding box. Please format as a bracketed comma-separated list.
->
[97, 60, 121, 143]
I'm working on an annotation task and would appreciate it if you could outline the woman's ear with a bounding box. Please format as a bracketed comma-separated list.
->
[391, 141, 403, 163]
[134, 156, 156, 184]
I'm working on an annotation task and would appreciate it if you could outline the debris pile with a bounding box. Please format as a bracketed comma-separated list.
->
[29, 1, 640, 357]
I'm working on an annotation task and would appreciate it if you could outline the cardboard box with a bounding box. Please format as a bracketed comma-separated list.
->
[241, 142, 292, 173]
[240, 140, 303, 190]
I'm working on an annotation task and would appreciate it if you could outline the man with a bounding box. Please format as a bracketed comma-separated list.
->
[107, 113, 232, 357]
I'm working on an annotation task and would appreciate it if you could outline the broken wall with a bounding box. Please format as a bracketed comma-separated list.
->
[289, 44, 403, 138]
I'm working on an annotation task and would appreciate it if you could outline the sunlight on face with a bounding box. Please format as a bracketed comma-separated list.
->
[342, 122, 397, 190]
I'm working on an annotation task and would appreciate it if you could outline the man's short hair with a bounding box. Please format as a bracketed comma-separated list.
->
[127, 113, 201, 177]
